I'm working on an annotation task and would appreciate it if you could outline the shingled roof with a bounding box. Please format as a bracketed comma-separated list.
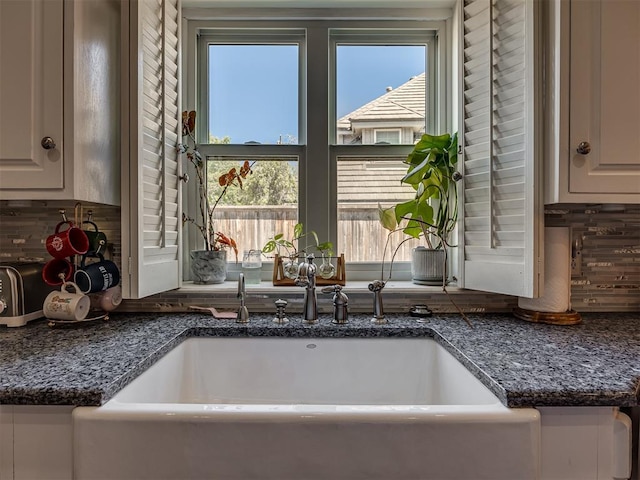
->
[336, 72, 426, 204]
[337, 72, 426, 135]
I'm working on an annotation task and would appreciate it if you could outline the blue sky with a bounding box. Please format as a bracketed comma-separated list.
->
[208, 44, 425, 144]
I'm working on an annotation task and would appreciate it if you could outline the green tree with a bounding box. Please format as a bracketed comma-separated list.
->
[209, 135, 231, 144]
[207, 160, 297, 206]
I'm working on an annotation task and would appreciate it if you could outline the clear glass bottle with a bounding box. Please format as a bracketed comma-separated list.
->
[282, 254, 299, 279]
[318, 254, 336, 279]
[241, 249, 262, 284]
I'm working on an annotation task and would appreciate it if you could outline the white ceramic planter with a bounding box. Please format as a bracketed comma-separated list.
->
[411, 246, 446, 285]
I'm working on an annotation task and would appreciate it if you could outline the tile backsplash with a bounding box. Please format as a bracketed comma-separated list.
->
[1, 201, 638, 313]
[545, 204, 640, 312]
[0, 201, 121, 267]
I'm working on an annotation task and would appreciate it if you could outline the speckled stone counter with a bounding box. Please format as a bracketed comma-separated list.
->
[0, 312, 639, 408]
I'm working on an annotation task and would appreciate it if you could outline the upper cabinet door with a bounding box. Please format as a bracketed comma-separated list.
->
[545, 0, 640, 204]
[569, 0, 640, 198]
[121, 0, 182, 299]
[0, 0, 64, 190]
[459, 0, 542, 298]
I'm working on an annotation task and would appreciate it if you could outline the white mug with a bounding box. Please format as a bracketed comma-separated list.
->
[43, 282, 90, 321]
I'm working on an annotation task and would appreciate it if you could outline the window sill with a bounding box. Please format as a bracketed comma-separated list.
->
[178, 280, 461, 295]
[154, 280, 513, 315]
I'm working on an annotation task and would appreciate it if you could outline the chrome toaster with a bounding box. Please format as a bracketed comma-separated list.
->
[0, 263, 56, 327]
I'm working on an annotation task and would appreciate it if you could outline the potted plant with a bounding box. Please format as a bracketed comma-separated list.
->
[262, 223, 334, 280]
[378, 132, 460, 285]
[179, 110, 253, 284]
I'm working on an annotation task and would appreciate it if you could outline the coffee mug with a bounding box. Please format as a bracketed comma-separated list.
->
[74, 254, 120, 294]
[82, 221, 108, 255]
[46, 221, 89, 259]
[90, 285, 123, 312]
[42, 258, 74, 286]
[43, 282, 90, 321]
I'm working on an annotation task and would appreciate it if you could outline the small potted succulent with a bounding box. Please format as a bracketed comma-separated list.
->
[378, 132, 460, 285]
[179, 110, 253, 284]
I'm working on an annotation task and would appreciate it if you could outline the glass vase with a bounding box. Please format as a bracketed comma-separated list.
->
[318, 254, 336, 280]
[282, 255, 299, 279]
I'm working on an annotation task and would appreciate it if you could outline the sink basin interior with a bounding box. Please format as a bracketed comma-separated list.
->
[113, 337, 500, 406]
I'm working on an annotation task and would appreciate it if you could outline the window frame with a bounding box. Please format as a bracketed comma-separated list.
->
[183, 11, 451, 281]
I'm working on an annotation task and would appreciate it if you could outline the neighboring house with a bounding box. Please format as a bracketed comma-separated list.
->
[336, 72, 426, 206]
[336, 72, 426, 145]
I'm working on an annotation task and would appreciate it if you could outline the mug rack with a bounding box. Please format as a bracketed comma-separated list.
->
[272, 254, 346, 286]
[47, 313, 110, 328]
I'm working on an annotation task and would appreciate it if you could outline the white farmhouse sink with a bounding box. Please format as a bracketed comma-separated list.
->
[74, 337, 540, 479]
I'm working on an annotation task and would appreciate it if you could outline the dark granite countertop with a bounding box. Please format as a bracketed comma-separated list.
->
[0, 312, 639, 408]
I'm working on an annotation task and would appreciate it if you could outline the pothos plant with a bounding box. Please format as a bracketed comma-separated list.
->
[178, 110, 253, 261]
[262, 223, 334, 258]
[376, 132, 471, 326]
[378, 132, 460, 250]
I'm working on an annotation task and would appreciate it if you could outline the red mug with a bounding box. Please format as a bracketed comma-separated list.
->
[42, 258, 74, 286]
[45, 222, 89, 259]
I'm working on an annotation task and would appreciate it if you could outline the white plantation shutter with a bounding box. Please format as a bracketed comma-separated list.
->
[459, 0, 541, 297]
[123, 0, 181, 298]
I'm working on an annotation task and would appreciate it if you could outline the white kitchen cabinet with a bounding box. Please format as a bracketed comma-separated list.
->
[0, 0, 63, 192]
[0, 0, 121, 205]
[538, 407, 632, 480]
[0, 405, 74, 480]
[545, 0, 640, 204]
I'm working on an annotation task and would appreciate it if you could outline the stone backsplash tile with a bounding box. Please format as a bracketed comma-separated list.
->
[0, 200, 122, 268]
[1, 201, 638, 313]
[546, 204, 640, 312]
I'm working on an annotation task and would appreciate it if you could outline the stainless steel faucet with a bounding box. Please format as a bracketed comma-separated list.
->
[295, 254, 317, 324]
[236, 273, 249, 323]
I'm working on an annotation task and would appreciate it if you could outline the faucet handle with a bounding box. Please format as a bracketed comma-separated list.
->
[322, 285, 349, 325]
[321, 284, 342, 294]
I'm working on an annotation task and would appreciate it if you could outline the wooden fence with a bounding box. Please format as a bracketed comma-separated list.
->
[214, 205, 420, 262]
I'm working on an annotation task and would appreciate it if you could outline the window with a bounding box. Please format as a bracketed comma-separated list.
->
[373, 129, 402, 144]
[130, 1, 540, 298]
[207, 39, 301, 145]
[185, 11, 446, 277]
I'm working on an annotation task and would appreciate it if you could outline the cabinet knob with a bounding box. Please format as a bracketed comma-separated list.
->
[41, 137, 56, 150]
[576, 141, 591, 155]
